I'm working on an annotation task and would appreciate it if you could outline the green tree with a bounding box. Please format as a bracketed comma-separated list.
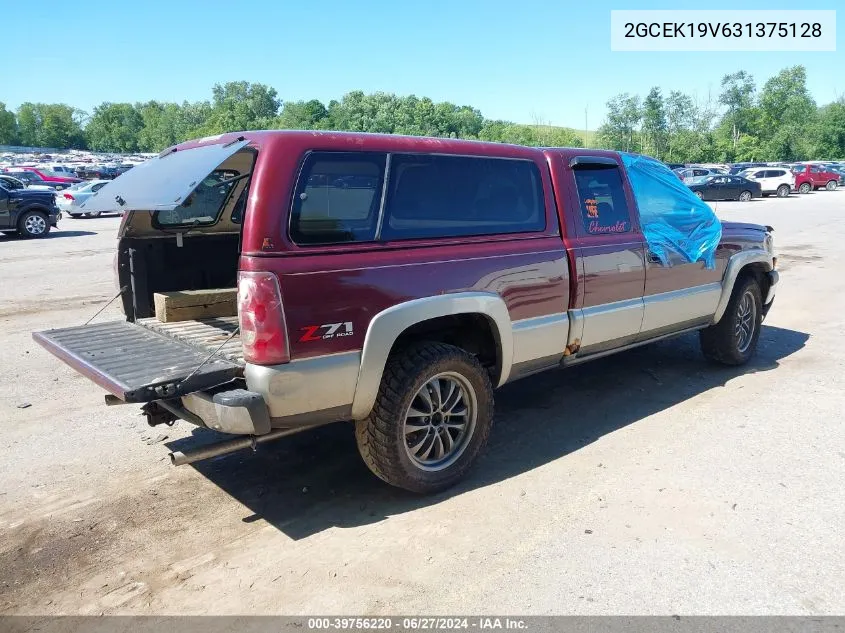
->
[137, 101, 180, 151]
[275, 99, 329, 130]
[811, 99, 845, 159]
[665, 90, 695, 162]
[198, 81, 280, 135]
[641, 87, 667, 159]
[85, 102, 144, 152]
[597, 93, 641, 152]
[0, 102, 18, 145]
[16, 103, 85, 148]
[718, 71, 757, 155]
[758, 65, 816, 160]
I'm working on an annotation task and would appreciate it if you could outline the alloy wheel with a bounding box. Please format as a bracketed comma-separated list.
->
[735, 290, 757, 353]
[403, 372, 477, 472]
[24, 214, 47, 235]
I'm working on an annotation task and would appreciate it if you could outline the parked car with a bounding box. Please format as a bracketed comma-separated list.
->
[33, 131, 778, 493]
[84, 165, 119, 179]
[47, 165, 77, 177]
[4, 167, 81, 189]
[0, 174, 56, 192]
[728, 162, 767, 175]
[823, 165, 845, 186]
[791, 164, 840, 193]
[742, 168, 794, 197]
[664, 162, 685, 170]
[686, 174, 762, 201]
[674, 167, 722, 182]
[56, 180, 111, 217]
[0, 179, 61, 237]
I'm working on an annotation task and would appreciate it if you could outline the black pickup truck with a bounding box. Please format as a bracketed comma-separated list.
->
[0, 182, 61, 238]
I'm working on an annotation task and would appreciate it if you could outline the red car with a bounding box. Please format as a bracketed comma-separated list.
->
[792, 164, 839, 193]
[34, 131, 778, 493]
[4, 166, 81, 186]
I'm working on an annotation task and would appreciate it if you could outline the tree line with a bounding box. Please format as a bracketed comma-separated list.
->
[1, 65, 842, 161]
[0, 83, 582, 154]
[597, 65, 844, 162]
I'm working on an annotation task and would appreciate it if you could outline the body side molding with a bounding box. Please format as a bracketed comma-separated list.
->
[350, 292, 514, 420]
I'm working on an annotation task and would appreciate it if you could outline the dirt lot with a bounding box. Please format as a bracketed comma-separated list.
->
[1, 194, 843, 616]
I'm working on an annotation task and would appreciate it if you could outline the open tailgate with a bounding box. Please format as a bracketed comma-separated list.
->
[33, 321, 240, 403]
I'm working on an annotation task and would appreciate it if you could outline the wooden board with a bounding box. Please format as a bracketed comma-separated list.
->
[153, 288, 237, 323]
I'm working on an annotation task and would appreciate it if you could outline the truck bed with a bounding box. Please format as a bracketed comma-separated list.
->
[136, 316, 243, 364]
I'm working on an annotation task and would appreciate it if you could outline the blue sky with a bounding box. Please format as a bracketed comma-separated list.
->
[4, 0, 842, 129]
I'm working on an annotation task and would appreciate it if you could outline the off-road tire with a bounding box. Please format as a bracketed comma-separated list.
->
[798, 182, 812, 194]
[776, 184, 790, 198]
[700, 276, 763, 366]
[355, 342, 494, 493]
[825, 180, 838, 191]
[17, 210, 50, 238]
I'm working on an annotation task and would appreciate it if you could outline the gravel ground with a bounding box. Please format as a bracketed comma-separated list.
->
[0, 193, 843, 615]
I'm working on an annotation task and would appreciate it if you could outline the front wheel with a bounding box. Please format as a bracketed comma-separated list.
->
[826, 180, 838, 191]
[776, 184, 790, 198]
[18, 210, 50, 238]
[738, 190, 753, 202]
[699, 276, 763, 366]
[355, 342, 494, 493]
[798, 182, 812, 194]
[694, 191, 703, 199]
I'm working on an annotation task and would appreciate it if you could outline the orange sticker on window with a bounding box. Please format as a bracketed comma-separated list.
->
[585, 198, 599, 218]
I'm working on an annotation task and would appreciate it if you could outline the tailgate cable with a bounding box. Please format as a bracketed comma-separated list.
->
[84, 286, 129, 325]
[175, 325, 241, 390]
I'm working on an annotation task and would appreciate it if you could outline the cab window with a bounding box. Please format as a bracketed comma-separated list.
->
[572, 165, 632, 235]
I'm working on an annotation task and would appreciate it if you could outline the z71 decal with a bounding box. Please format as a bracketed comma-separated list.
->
[299, 322, 354, 342]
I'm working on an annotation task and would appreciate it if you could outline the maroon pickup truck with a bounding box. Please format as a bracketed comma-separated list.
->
[33, 131, 778, 493]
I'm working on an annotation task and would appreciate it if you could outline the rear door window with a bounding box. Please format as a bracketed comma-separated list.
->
[573, 165, 632, 235]
[381, 154, 544, 240]
[289, 152, 386, 245]
[155, 169, 239, 227]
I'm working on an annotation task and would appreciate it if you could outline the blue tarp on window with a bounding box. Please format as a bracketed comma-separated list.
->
[621, 153, 722, 269]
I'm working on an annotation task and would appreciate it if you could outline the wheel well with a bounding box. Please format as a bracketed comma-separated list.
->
[391, 313, 501, 384]
[20, 205, 49, 218]
[738, 262, 770, 299]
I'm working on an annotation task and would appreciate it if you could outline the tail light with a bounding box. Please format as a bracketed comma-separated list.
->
[63, 193, 75, 200]
[238, 271, 289, 365]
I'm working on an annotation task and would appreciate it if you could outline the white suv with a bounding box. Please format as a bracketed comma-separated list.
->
[743, 168, 794, 197]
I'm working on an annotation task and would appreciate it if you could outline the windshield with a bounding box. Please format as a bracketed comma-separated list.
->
[154, 169, 239, 227]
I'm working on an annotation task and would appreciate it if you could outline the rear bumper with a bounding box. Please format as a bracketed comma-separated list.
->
[178, 353, 361, 434]
[243, 352, 360, 426]
[181, 388, 271, 435]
